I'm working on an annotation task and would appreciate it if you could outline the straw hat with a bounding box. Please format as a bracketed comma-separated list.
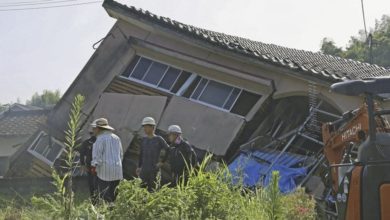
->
[91, 118, 114, 130]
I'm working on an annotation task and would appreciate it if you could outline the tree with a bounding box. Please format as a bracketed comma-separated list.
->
[320, 15, 390, 68]
[0, 104, 7, 113]
[320, 38, 343, 57]
[26, 89, 61, 108]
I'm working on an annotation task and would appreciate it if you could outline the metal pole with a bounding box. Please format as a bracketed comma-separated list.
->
[366, 94, 376, 142]
[261, 101, 323, 180]
[298, 155, 326, 187]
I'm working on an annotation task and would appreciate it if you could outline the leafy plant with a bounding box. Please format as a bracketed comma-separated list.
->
[282, 187, 317, 220]
[31, 94, 86, 219]
[261, 172, 284, 220]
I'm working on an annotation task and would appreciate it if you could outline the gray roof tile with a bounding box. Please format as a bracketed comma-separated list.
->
[104, 0, 390, 82]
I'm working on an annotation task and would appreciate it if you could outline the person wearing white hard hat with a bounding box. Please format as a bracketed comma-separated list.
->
[167, 125, 197, 186]
[136, 116, 169, 191]
[90, 118, 123, 203]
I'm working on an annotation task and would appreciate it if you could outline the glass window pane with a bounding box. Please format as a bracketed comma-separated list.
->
[131, 58, 152, 80]
[34, 135, 50, 155]
[231, 90, 262, 116]
[143, 62, 168, 85]
[182, 76, 201, 98]
[223, 88, 241, 110]
[122, 56, 140, 78]
[171, 71, 191, 93]
[46, 142, 63, 162]
[191, 78, 208, 100]
[158, 67, 181, 90]
[199, 80, 233, 107]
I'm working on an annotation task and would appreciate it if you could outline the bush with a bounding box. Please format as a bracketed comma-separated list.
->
[107, 156, 316, 220]
[282, 188, 317, 220]
[0, 162, 316, 220]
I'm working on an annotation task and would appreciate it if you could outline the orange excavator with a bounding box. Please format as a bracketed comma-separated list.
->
[322, 78, 390, 220]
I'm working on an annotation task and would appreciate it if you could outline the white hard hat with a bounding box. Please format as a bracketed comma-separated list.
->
[142, 117, 156, 126]
[168, 125, 182, 134]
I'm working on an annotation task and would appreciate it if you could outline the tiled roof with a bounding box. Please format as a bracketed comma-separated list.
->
[0, 110, 47, 136]
[104, 0, 390, 82]
[8, 103, 43, 111]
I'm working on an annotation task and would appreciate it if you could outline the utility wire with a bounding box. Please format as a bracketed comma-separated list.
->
[360, 0, 368, 39]
[0, 0, 101, 11]
[0, 0, 54, 5]
[0, 0, 81, 7]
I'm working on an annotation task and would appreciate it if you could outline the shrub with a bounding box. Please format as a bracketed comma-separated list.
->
[0, 159, 316, 220]
[282, 187, 317, 220]
[107, 156, 316, 220]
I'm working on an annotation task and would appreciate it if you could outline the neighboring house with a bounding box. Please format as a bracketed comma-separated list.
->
[6, 0, 390, 178]
[0, 104, 49, 177]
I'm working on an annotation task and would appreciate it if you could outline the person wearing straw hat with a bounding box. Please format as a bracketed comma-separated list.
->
[136, 117, 169, 191]
[91, 118, 123, 203]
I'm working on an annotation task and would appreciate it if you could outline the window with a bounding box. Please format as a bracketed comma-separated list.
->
[121, 56, 192, 93]
[189, 77, 262, 116]
[231, 90, 262, 116]
[28, 132, 64, 165]
[190, 78, 242, 111]
[121, 55, 262, 116]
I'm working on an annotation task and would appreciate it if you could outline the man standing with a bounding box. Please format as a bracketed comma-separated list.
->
[167, 125, 196, 185]
[78, 132, 97, 204]
[91, 118, 123, 203]
[136, 117, 169, 192]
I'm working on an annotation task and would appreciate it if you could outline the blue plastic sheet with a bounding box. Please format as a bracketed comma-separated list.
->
[228, 150, 308, 193]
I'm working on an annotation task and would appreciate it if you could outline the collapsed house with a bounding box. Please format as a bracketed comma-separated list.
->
[5, 0, 390, 194]
[0, 104, 49, 177]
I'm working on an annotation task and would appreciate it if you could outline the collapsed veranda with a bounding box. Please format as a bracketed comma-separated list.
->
[2, 0, 390, 195]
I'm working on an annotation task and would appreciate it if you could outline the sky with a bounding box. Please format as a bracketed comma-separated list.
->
[0, 0, 389, 104]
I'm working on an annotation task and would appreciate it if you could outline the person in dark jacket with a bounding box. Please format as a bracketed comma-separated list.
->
[136, 117, 169, 192]
[78, 132, 97, 204]
[167, 125, 196, 186]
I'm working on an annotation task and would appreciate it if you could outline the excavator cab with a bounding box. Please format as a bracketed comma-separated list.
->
[326, 78, 390, 220]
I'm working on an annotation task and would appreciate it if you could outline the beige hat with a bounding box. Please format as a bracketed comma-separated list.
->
[91, 118, 114, 130]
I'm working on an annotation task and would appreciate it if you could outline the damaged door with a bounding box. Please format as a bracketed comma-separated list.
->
[92, 93, 167, 151]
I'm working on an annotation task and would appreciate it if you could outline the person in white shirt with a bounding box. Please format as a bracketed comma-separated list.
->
[91, 118, 123, 203]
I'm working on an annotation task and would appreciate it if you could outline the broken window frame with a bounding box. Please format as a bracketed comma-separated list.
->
[28, 131, 64, 166]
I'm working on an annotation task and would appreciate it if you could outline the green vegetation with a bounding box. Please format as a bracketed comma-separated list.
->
[321, 14, 390, 67]
[0, 165, 316, 220]
[0, 94, 316, 220]
[26, 89, 61, 108]
[109, 159, 316, 220]
[30, 94, 85, 219]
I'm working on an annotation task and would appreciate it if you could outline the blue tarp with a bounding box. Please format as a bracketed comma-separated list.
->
[228, 150, 308, 193]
